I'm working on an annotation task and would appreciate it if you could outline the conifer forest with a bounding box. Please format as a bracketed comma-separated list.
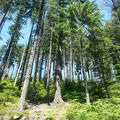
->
[0, 0, 120, 120]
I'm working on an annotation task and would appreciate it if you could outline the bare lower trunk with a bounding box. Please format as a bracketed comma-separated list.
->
[18, 22, 34, 90]
[67, 62, 69, 79]
[46, 29, 53, 91]
[38, 51, 44, 82]
[53, 78, 64, 104]
[18, 40, 37, 111]
[18, 0, 45, 110]
[69, 37, 73, 82]
[14, 46, 26, 86]
[63, 53, 66, 81]
[44, 56, 48, 88]
[80, 36, 90, 104]
[53, 35, 64, 104]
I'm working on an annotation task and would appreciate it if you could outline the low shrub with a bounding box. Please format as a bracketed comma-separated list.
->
[66, 98, 120, 120]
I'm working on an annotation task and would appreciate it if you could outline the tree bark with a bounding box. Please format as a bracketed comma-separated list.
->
[38, 50, 44, 82]
[18, 22, 34, 90]
[80, 36, 90, 104]
[18, 40, 37, 111]
[46, 29, 53, 91]
[18, 0, 45, 111]
[14, 46, 26, 86]
[69, 36, 73, 82]
[53, 28, 64, 104]
[1, 47, 12, 80]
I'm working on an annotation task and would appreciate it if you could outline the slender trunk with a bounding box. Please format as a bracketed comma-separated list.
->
[32, 54, 38, 101]
[69, 36, 73, 82]
[63, 52, 66, 81]
[38, 50, 44, 82]
[18, 22, 34, 89]
[80, 37, 90, 104]
[44, 55, 48, 88]
[67, 62, 69, 79]
[46, 29, 53, 91]
[33, 45, 40, 85]
[33, 20, 44, 87]
[14, 46, 26, 86]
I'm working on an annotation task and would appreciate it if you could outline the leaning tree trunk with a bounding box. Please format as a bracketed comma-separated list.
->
[14, 46, 26, 86]
[18, 40, 37, 111]
[33, 20, 44, 88]
[18, 0, 45, 111]
[18, 22, 34, 90]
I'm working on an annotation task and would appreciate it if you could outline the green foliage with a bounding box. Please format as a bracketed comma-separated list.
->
[62, 81, 85, 103]
[109, 84, 120, 98]
[27, 81, 55, 102]
[0, 79, 20, 105]
[66, 98, 120, 120]
[62, 81, 108, 103]
[0, 79, 21, 116]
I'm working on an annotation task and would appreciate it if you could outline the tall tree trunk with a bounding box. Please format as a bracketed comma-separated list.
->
[63, 52, 66, 81]
[80, 36, 90, 104]
[67, 62, 69, 79]
[46, 29, 53, 91]
[69, 36, 73, 82]
[38, 50, 44, 82]
[14, 46, 26, 86]
[18, 0, 45, 111]
[18, 40, 37, 111]
[33, 20, 44, 94]
[44, 55, 48, 88]
[18, 22, 34, 90]
[53, 27, 64, 104]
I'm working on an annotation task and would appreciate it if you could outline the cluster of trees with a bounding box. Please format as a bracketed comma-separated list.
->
[0, 0, 119, 111]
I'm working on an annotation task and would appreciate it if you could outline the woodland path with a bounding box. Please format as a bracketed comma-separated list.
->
[1, 103, 70, 120]
[21, 103, 69, 120]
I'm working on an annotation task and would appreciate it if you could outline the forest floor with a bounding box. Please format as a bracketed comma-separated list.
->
[1, 103, 69, 120]
[26, 103, 69, 120]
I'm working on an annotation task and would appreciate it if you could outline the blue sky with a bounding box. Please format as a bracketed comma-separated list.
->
[0, 0, 112, 48]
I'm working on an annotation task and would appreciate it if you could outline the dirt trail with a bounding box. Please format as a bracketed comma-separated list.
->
[21, 103, 69, 120]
